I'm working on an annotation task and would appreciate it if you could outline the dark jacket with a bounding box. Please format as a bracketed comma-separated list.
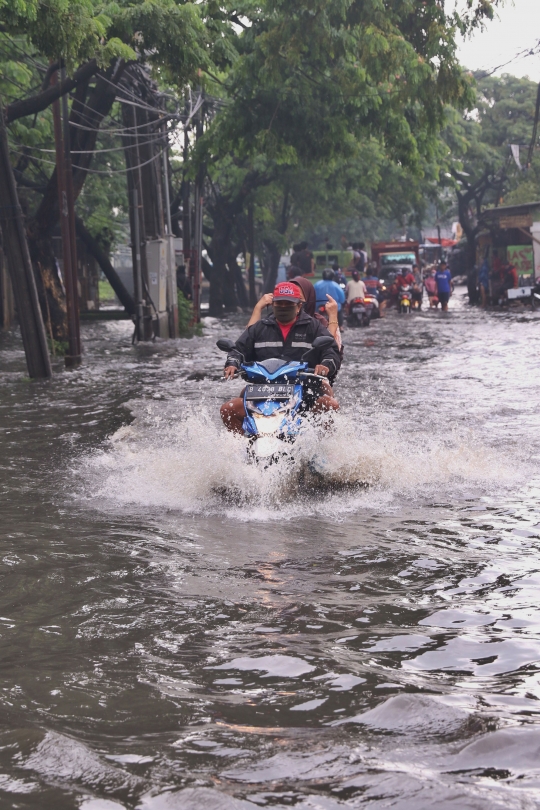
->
[225, 311, 341, 377]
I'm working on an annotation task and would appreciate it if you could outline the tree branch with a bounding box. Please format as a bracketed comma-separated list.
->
[74, 216, 135, 315]
[6, 59, 99, 123]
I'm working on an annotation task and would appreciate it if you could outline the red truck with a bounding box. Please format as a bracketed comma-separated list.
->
[370, 241, 420, 281]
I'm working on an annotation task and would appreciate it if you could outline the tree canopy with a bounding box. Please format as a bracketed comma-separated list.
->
[0, 0, 506, 320]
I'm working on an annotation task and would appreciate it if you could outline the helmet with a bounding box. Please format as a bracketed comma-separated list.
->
[322, 269, 334, 281]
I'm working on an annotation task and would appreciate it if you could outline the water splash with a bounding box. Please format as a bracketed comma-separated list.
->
[77, 399, 517, 519]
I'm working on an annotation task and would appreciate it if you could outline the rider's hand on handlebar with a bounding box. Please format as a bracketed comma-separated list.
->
[224, 366, 238, 380]
[314, 364, 330, 377]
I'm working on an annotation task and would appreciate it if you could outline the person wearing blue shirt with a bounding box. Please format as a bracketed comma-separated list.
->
[435, 261, 453, 311]
[314, 269, 346, 325]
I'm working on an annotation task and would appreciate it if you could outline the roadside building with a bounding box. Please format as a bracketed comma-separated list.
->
[477, 201, 540, 285]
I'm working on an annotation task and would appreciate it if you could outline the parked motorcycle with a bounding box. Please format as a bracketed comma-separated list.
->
[347, 297, 371, 327]
[217, 336, 334, 462]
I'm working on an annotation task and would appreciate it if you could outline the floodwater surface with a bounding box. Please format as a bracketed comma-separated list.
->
[1, 294, 540, 809]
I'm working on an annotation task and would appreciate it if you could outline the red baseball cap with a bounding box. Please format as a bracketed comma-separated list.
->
[273, 282, 302, 302]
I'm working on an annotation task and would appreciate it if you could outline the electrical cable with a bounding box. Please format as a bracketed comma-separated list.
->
[475, 40, 540, 78]
[12, 131, 167, 155]
[67, 114, 177, 134]
[9, 145, 168, 174]
[61, 92, 180, 134]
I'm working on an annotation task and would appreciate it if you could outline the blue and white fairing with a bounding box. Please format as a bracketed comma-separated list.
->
[240, 358, 310, 458]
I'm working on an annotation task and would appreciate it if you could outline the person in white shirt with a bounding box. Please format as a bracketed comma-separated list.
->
[346, 270, 367, 304]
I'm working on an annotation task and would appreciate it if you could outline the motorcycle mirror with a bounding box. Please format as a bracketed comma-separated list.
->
[216, 338, 235, 352]
[312, 335, 335, 350]
[301, 335, 335, 361]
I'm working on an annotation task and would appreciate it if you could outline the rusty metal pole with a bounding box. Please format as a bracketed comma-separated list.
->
[61, 67, 81, 367]
[132, 187, 144, 341]
[52, 76, 76, 366]
[191, 95, 205, 324]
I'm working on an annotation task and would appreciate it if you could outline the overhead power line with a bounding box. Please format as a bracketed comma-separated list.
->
[9, 145, 168, 175]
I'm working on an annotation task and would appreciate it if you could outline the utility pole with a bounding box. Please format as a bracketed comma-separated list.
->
[182, 122, 192, 315]
[162, 123, 179, 338]
[122, 100, 152, 340]
[0, 101, 51, 378]
[52, 69, 81, 368]
[191, 94, 204, 323]
[62, 70, 81, 366]
[132, 188, 144, 341]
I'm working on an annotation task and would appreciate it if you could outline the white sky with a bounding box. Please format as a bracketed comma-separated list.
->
[457, 0, 540, 80]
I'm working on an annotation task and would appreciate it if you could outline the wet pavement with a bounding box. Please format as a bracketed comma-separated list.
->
[1, 292, 540, 809]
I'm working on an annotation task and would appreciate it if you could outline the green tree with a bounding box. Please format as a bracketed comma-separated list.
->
[0, 0, 214, 336]
[441, 72, 540, 268]
[193, 0, 500, 313]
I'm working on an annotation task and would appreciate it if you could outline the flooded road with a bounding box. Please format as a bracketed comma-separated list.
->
[2, 294, 540, 809]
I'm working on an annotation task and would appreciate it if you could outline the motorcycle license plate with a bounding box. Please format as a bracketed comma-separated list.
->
[352, 307, 365, 314]
[245, 383, 295, 400]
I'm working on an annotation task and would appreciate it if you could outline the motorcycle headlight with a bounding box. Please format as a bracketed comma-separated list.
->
[252, 413, 284, 435]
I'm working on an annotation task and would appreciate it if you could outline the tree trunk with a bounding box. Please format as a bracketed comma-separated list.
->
[25, 59, 127, 338]
[0, 237, 14, 329]
[27, 234, 68, 341]
[75, 217, 135, 314]
[205, 170, 273, 313]
[229, 247, 248, 308]
[0, 107, 51, 377]
[456, 191, 478, 274]
[207, 205, 235, 315]
[262, 238, 281, 293]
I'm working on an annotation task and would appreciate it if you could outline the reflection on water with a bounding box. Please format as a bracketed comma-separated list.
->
[1, 298, 540, 808]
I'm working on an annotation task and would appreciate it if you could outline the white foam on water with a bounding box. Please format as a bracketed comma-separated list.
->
[334, 693, 470, 734]
[75, 399, 521, 520]
[208, 654, 315, 678]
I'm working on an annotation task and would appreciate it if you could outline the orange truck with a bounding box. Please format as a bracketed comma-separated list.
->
[370, 241, 419, 280]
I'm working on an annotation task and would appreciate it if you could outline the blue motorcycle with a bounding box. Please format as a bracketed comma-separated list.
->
[217, 336, 334, 462]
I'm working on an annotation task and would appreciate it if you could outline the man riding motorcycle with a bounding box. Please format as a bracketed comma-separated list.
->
[345, 269, 367, 307]
[396, 268, 416, 289]
[220, 282, 341, 435]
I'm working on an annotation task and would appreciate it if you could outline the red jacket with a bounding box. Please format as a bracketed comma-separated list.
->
[396, 272, 415, 288]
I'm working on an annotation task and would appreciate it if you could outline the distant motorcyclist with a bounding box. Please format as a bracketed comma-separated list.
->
[345, 269, 367, 308]
[363, 267, 387, 317]
[411, 263, 423, 309]
[348, 242, 366, 274]
[314, 269, 346, 325]
[333, 263, 347, 289]
[396, 268, 415, 289]
[220, 282, 341, 434]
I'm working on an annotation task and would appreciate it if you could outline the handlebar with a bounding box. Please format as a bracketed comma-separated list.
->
[298, 371, 328, 382]
[223, 370, 327, 382]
